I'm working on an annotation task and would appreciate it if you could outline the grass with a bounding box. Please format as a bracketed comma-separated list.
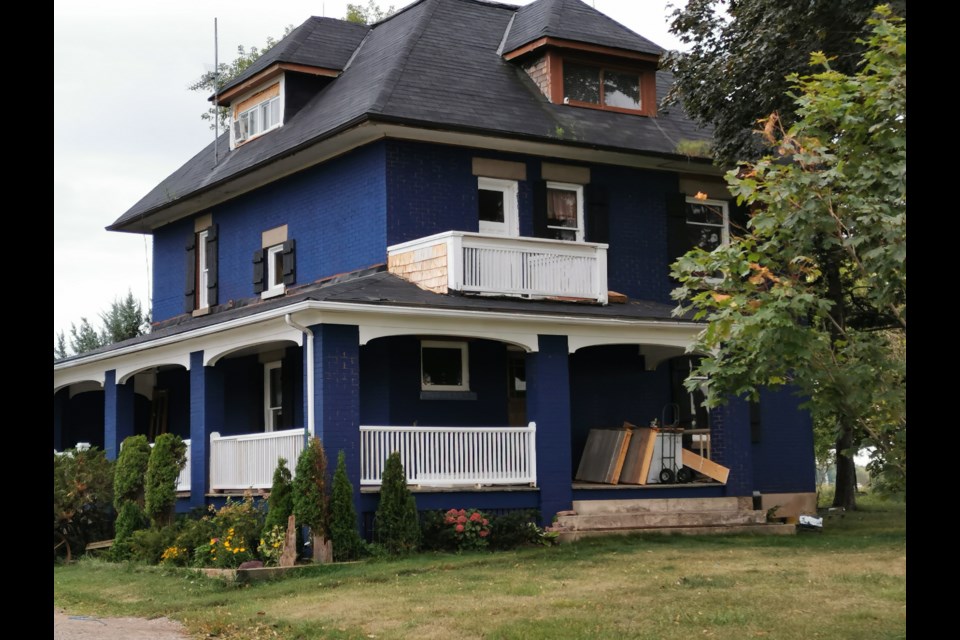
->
[54, 495, 905, 639]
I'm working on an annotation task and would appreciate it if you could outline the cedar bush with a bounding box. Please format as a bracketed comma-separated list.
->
[329, 450, 365, 561]
[373, 452, 420, 555]
[144, 433, 187, 528]
[293, 437, 329, 539]
[112, 435, 151, 558]
[264, 457, 294, 534]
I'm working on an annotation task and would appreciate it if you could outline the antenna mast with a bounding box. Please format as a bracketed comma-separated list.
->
[214, 17, 220, 164]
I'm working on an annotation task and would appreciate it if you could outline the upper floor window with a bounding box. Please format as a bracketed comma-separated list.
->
[546, 182, 584, 242]
[231, 81, 283, 148]
[478, 177, 519, 237]
[563, 61, 642, 113]
[253, 239, 296, 299]
[684, 196, 729, 251]
[185, 223, 218, 314]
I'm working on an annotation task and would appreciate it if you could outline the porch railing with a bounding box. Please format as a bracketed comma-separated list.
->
[359, 422, 537, 487]
[209, 428, 305, 491]
[388, 232, 608, 303]
[144, 438, 191, 492]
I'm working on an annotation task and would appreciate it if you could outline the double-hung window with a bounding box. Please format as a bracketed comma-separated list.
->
[253, 238, 295, 299]
[684, 197, 729, 251]
[477, 177, 519, 237]
[545, 182, 584, 242]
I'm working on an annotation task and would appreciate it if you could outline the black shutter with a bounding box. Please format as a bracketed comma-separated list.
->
[252, 249, 266, 294]
[728, 199, 750, 239]
[281, 239, 296, 286]
[206, 224, 219, 306]
[184, 233, 196, 313]
[586, 185, 609, 244]
[532, 180, 549, 238]
[666, 193, 690, 263]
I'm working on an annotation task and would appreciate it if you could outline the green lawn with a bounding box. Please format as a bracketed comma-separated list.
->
[54, 497, 905, 640]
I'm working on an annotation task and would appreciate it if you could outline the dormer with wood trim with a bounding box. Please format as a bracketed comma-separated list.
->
[501, 0, 663, 117]
[212, 17, 370, 149]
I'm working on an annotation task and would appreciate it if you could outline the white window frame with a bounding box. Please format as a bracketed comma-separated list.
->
[420, 340, 470, 392]
[684, 196, 730, 250]
[261, 244, 286, 299]
[263, 360, 282, 432]
[197, 229, 210, 310]
[477, 177, 519, 237]
[230, 77, 285, 149]
[546, 181, 585, 242]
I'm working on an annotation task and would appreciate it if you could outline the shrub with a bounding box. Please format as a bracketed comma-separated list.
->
[144, 434, 187, 528]
[293, 437, 329, 540]
[373, 452, 419, 555]
[263, 457, 294, 535]
[128, 525, 177, 565]
[257, 524, 286, 566]
[442, 508, 491, 551]
[112, 435, 151, 557]
[53, 447, 114, 562]
[114, 435, 150, 508]
[488, 510, 555, 550]
[329, 451, 365, 561]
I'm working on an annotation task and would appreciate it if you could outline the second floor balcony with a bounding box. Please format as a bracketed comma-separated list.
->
[387, 232, 609, 304]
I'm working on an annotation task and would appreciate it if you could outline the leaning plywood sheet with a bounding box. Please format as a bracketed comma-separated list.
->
[576, 429, 633, 484]
[619, 426, 657, 485]
[681, 448, 730, 484]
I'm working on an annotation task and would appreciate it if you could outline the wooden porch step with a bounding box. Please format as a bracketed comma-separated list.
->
[571, 496, 751, 515]
[555, 523, 796, 542]
[555, 509, 767, 531]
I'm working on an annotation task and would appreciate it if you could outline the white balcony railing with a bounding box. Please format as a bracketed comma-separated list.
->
[144, 438, 191, 492]
[388, 232, 608, 303]
[209, 428, 306, 491]
[360, 423, 537, 487]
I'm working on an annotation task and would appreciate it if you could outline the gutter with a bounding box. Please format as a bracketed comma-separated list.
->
[284, 313, 315, 438]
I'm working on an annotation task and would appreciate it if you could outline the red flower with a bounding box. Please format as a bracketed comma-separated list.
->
[478, 530, 489, 537]
[470, 512, 481, 522]
[457, 515, 467, 523]
[455, 524, 465, 532]
[444, 516, 455, 524]
[446, 509, 458, 516]
[482, 519, 489, 526]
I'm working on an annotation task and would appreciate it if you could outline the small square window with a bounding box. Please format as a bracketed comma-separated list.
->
[421, 340, 469, 391]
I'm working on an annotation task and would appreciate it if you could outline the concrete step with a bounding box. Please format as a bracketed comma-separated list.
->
[555, 509, 767, 531]
[571, 496, 752, 515]
[555, 522, 796, 543]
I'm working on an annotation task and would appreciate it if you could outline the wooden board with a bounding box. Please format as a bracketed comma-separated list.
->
[682, 448, 730, 484]
[576, 429, 633, 484]
[619, 426, 657, 485]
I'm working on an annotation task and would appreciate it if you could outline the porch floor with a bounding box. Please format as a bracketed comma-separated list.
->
[361, 485, 539, 494]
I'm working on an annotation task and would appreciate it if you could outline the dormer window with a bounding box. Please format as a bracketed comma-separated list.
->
[230, 80, 284, 148]
[564, 62, 641, 111]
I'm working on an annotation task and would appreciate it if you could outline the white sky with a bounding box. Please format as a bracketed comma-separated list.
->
[53, 0, 686, 341]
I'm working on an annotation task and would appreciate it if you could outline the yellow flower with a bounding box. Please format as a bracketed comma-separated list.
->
[239, 548, 246, 553]
[694, 191, 708, 201]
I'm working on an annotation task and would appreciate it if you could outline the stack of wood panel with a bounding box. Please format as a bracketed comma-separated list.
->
[576, 423, 731, 485]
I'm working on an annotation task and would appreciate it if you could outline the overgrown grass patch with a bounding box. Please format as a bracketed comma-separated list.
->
[55, 497, 905, 640]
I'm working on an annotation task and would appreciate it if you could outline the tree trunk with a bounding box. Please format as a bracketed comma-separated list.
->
[832, 425, 858, 510]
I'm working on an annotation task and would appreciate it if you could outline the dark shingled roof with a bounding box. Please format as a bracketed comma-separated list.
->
[218, 17, 370, 97]
[502, 0, 663, 56]
[111, 0, 710, 230]
[55, 268, 695, 363]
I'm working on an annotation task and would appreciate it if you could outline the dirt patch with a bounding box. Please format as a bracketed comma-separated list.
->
[54, 608, 189, 639]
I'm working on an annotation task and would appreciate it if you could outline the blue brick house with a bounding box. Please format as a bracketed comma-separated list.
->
[53, 0, 816, 533]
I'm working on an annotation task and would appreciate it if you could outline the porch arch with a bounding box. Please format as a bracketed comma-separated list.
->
[360, 326, 538, 353]
[204, 338, 300, 366]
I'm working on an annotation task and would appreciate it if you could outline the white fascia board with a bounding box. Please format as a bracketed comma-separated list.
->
[53, 298, 702, 389]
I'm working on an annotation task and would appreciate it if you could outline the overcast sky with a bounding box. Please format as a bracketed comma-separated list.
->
[53, 0, 687, 343]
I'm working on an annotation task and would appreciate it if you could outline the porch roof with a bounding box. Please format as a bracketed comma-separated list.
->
[54, 267, 695, 364]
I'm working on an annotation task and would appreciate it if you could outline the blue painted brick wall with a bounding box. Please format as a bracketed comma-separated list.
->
[151, 144, 388, 322]
[157, 368, 191, 439]
[711, 397, 754, 497]
[569, 345, 672, 469]
[751, 387, 816, 493]
[385, 140, 680, 303]
[360, 336, 509, 427]
[528, 335, 573, 523]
